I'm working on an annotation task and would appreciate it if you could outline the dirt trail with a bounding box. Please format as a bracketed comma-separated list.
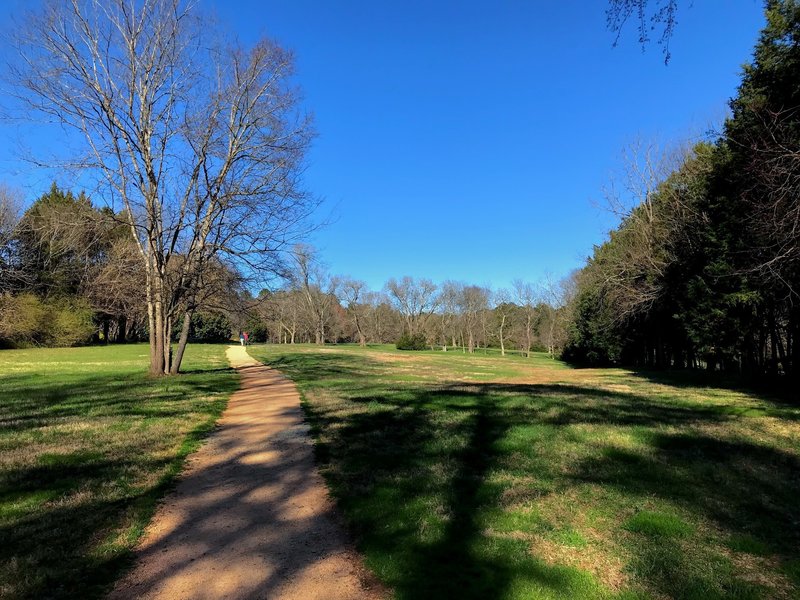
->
[108, 345, 382, 600]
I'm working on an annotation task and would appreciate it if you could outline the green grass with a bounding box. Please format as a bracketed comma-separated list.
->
[0, 343, 238, 600]
[248, 343, 800, 600]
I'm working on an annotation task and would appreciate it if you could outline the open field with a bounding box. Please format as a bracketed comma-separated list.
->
[249, 344, 800, 600]
[0, 344, 238, 600]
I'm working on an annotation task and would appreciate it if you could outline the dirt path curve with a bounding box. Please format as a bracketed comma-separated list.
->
[109, 345, 383, 600]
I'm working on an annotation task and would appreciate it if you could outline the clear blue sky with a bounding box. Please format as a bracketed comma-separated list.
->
[0, 0, 766, 292]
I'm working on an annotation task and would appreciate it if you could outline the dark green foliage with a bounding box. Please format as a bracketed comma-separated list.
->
[15, 183, 106, 298]
[188, 312, 232, 343]
[565, 1, 800, 381]
[396, 333, 427, 350]
[561, 286, 621, 366]
[244, 318, 269, 343]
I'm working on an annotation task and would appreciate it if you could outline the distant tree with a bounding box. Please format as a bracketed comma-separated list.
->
[363, 292, 399, 344]
[15, 184, 108, 298]
[512, 280, 538, 357]
[386, 276, 439, 337]
[290, 245, 338, 344]
[0, 185, 24, 293]
[438, 281, 463, 349]
[493, 289, 515, 356]
[338, 277, 369, 346]
[12, 0, 314, 374]
[258, 289, 304, 344]
[459, 285, 490, 353]
[538, 273, 577, 358]
[85, 236, 147, 342]
[188, 312, 232, 343]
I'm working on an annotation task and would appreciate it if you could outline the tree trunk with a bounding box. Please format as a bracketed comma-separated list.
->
[170, 310, 193, 375]
[117, 315, 127, 343]
[499, 315, 506, 357]
[148, 302, 164, 376]
[163, 313, 172, 374]
[149, 258, 169, 376]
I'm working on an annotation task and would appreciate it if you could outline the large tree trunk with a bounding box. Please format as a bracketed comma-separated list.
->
[170, 311, 193, 375]
[148, 265, 168, 376]
[163, 315, 172, 374]
[147, 298, 164, 376]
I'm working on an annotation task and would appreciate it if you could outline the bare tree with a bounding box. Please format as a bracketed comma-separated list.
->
[258, 289, 303, 344]
[362, 291, 398, 344]
[538, 273, 576, 358]
[86, 236, 147, 341]
[12, 0, 314, 374]
[512, 279, 538, 357]
[290, 245, 337, 345]
[338, 277, 369, 346]
[459, 285, 490, 353]
[386, 276, 439, 337]
[493, 289, 515, 356]
[598, 139, 703, 323]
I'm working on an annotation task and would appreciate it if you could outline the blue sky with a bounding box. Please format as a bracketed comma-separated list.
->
[1, 1, 766, 291]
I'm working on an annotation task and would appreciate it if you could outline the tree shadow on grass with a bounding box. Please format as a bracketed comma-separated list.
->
[271, 349, 800, 599]
[0, 458, 171, 600]
[302, 382, 670, 599]
[307, 390, 551, 599]
[626, 367, 800, 406]
[0, 368, 239, 433]
[264, 351, 382, 384]
[0, 363, 239, 599]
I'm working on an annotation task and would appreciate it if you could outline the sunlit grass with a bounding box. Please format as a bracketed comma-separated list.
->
[249, 343, 800, 600]
[0, 344, 238, 600]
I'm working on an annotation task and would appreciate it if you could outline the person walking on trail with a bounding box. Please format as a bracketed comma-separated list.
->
[243, 331, 249, 346]
[239, 331, 245, 346]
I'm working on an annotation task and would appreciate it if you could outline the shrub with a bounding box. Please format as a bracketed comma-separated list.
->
[0, 293, 94, 347]
[396, 333, 427, 351]
[244, 320, 268, 343]
[49, 297, 95, 346]
[0, 293, 44, 347]
[188, 312, 232, 343]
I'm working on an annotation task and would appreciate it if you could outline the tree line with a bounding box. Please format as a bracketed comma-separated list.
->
[244, 246, 574, 356]
[563, 0, 800, 381]
[0, 199, 574, 358]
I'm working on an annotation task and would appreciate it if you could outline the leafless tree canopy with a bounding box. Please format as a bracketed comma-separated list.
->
[386, 276, 439, 336]
[11, 0, 315, 374]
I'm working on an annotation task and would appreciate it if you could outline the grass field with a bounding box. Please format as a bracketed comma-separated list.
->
[249, 344, 800, 600]
[0, 344, 238, 600]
